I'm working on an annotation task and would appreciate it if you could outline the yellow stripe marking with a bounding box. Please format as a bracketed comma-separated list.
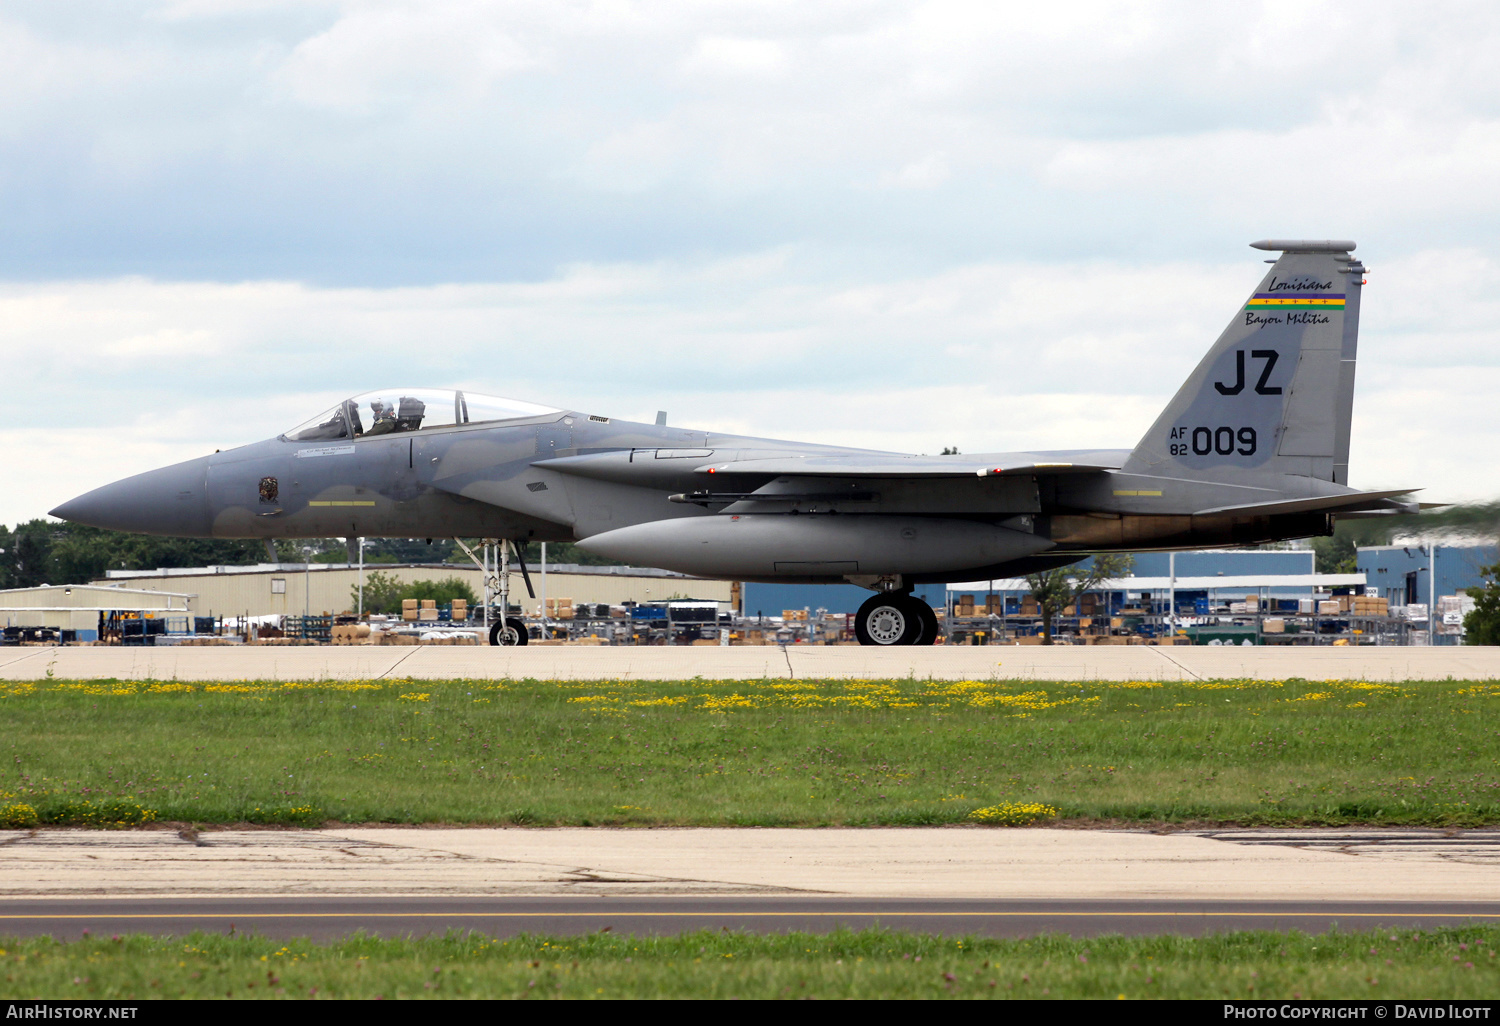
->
[308, 501, 377, 507]
[1113, 490, 1162, 497]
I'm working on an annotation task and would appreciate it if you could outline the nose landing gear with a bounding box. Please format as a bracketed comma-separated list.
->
[854, 592, 939, 646]
[488, 616, 530, 646]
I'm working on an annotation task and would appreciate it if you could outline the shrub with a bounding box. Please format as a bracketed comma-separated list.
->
[967, 801, 1059, 826]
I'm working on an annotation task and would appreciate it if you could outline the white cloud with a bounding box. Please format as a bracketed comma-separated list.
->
[681, 36, 789, 80]
[2, 2, 1499, 524]
[272, 2, 543, 113]
[5, 2, 1500, 280]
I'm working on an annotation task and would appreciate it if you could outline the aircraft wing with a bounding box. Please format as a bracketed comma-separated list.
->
[697, 453, 1123, 478]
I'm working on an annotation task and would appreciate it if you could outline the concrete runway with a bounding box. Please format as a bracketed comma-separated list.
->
[2, 644, 1498, 681]
[5, 827, 1500, 938]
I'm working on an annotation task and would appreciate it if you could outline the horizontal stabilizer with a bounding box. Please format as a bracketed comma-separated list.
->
[1192, 488, 1418, 517]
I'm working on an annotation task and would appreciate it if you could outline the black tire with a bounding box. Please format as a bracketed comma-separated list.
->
[912, 598, 940, 646]
[488, 616, 530, 646]
[855, 593, 924, 646]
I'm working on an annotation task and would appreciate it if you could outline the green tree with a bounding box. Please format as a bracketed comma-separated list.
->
[1463, 560, 1500, 646]
[353, 571, 478, 616]
[1024, 553, 1135, 645]
[514, 541, 622, 567]
[0, 520, 270, 587]
[1310, 530, 1358, 574]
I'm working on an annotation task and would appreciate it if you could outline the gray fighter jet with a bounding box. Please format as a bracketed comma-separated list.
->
[52, 240, 1413, 645]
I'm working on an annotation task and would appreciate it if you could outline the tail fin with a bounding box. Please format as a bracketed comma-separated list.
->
[1122, 239, 1364, 485]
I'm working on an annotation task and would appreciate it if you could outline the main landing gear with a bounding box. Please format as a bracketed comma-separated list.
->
[854, 592, 939, 646]
[489, 616, 529, 646]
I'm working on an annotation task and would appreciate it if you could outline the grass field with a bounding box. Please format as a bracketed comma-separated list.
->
[2, 927, 1496, 999]
[4, 675, 1500, 828]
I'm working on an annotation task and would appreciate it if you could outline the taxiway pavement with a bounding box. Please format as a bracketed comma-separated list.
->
[4, 827, 1500, 938]
[2, 645, 1498, 681]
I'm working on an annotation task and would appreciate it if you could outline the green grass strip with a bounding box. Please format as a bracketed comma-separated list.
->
[1, 927, 1496, 999]
[4, 675, 1500, 827]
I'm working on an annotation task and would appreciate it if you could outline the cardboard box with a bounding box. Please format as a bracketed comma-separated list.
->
[1263, 618, 1285, 633]
[1318, 600, 1340, 615]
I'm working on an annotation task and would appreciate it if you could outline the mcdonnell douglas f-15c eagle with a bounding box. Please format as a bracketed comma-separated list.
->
[52, 239, 1414, 646]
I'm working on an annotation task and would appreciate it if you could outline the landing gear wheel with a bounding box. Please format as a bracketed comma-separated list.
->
[912, 598, 940, 646]
[855, 593, 925, 646]
[489, 616, 529, 646]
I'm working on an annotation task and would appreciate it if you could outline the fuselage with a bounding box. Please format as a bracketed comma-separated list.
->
[51, 399, 1341, 585]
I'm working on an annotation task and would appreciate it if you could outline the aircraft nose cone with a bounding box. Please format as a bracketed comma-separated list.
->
[50, 456, 213, 536]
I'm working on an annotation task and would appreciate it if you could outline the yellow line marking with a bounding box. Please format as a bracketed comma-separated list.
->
[1113, 490, 1163, 497]
[307, 501, 377, 507]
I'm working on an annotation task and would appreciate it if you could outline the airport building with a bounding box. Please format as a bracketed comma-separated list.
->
[92, 562, 732, 622]
[3, 544, 1492, 646]
[0, 563, 730, 643]
[1355, 542, 1497, 610]
[749, 549, 1326, 617]
[0, 583, 195, 643]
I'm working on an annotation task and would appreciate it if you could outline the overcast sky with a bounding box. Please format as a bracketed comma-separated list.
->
[4, 0, 1499, 525]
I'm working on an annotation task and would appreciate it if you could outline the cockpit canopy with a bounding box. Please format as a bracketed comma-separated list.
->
[285, 389, 561, 442]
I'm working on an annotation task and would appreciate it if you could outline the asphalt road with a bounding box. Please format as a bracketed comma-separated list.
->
[5, 897, 1500, 940]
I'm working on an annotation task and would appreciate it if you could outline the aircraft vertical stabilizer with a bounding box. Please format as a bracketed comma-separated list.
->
[1122, 240, 1364, 485]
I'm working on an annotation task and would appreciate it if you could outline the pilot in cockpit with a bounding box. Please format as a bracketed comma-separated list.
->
[363, 400, 397, 436]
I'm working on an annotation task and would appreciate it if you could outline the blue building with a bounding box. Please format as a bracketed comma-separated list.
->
[1355, 543, 1498, 608]
[741, 581, 946, 617]
[739, 549, 1325, 616]
[1124, 550, 1313, 577]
